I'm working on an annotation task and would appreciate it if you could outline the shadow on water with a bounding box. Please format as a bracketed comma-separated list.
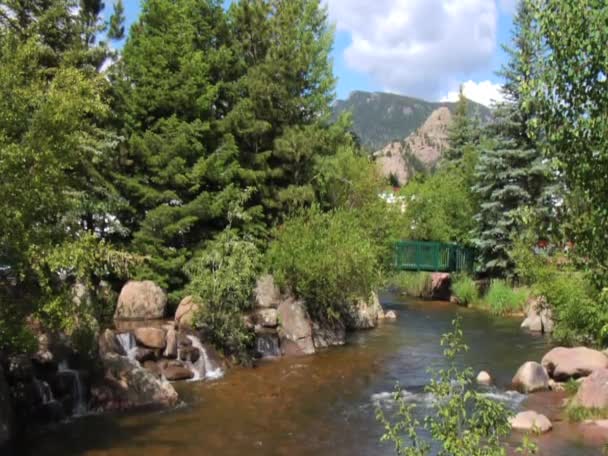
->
[18, 291, 607, 456]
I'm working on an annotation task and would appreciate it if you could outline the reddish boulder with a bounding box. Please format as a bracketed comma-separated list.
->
[134, 327, 166, 349]
[542, 347, 608, 381]
[512, 361, 550, 393]
[431, 273, 451, 300]
[573, 368, 608, 409]
[277, 295, 315, 356]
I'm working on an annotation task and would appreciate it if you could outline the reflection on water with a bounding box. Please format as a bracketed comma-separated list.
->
[21, 293, 607, 455]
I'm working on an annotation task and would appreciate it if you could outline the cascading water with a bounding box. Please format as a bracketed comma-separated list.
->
[58, 361, 87, 416]
[186, 335, 224, 381]
[33, 378, 55, 404]
[116, 332, 139, 363]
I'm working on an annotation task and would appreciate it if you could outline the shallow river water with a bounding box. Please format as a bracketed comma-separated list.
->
[21, 293, 607, 455]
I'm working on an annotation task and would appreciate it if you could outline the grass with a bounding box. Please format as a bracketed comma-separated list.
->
[389, 271, 433, 298]
[566, 404, 608, 422]
[564, 378, 580, 396]
[451, 274, 479, 306]
[482, 280, 529, 316]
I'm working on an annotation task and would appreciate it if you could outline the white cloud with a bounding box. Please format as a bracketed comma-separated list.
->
[441, 80, 505, 107]
[325, 0, 499, 99]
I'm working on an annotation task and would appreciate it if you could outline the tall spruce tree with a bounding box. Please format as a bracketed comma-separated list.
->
[225, 0, 349, 226]
[472, 0, 548, 277]
[444, 87, 480, 162]
[113, 0, 246, 297]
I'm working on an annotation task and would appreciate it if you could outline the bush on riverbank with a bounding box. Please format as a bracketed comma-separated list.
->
[482, 280, 529, 316]
[267, 206, 383, 323]
[185, 207, 261, 358]
[451, 274, 479, 306]
[512, 232, 608, 346]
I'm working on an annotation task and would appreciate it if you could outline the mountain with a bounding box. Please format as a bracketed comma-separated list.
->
[333, 90, 491, 152]
[375, 107, 452, 185]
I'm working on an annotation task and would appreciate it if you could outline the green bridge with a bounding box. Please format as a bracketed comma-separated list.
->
[394, 240, 475, 273]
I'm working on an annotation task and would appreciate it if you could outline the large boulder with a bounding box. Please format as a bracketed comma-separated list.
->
[254, 275, 282, 309]
[0, 366, 14, 452]
[174, 296, 202, 329]
[572, 368, 608, 409]
[162, 362, 194, 381]
[133, 327, 166, 349]
[98, 354, 178, 409]
[521, 297, 554, 334]
[431, 273, 451, 301]
[512, 361, 550, 393]
[277, 296, 315, 356]
[542, 347, 608, 381]
[114, 281, 167, 320]
[347, 292, 384, 330]
[510, 411, 552, 433]
[312, 321, 346, 349]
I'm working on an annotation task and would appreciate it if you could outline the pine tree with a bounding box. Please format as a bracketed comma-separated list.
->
[113, 0, 245, 297]
[471, 0, 549, 277]
[225, 0, 348, 226]
[108, 0, 126, 41]
[445, 87, 480, 162]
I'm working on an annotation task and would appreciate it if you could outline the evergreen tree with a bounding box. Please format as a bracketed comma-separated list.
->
[225, 0, 348, 226]
[113, 0, 245, 297]
[445, 87, 480, 162]
[471, 0, 548, 277]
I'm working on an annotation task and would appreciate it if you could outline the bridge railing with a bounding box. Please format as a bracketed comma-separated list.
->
[394, 240, 475, 273]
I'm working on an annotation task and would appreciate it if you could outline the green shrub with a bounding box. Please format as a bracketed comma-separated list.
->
[564, 379, 580, 397]
[185, 228, 261, 358]
[452, 274, 479, 306]
[389, 271, 433, 298]
[566, 404, 608, 423]
[267, 206, 382, 323]
[483, 280, 528, 315]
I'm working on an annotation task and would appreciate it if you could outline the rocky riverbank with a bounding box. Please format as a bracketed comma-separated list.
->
[0, 275, 396, 451]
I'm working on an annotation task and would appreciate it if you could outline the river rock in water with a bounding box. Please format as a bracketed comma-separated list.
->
[521, 297, 554, 334]
[277, 295, 315, 356]
[99, 354, 178, 408]
[476, 371, 492, 385]
[510, 410, 552, 433]
[114, 281, 167, 320]
[542, 347, 608, 381]
[347, 292, 384, 330]
[163, 362, 194, 381]
[512, 361, 550, 393]
[573, 368, 608, 409]
[312, 321, 346, 349]
[430, 273, 451, 300]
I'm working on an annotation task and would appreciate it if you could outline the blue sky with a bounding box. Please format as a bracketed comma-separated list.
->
[110, 0, 516, 106]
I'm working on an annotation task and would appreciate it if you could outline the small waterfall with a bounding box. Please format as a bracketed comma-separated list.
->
[187, 335, 224, 381]
[255, 333, 281, 358]
[34, 378, 55, 404]
[58, 361, 87, 416]
[116, 332, 139, 363]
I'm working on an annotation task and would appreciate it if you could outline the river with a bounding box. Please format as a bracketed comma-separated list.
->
[21, 293, 607, 455]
